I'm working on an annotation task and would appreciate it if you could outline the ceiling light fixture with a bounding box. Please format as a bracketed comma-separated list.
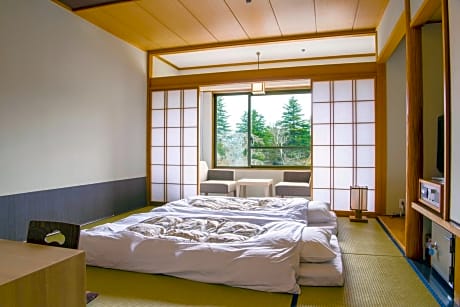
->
[251, 51, 265, 95]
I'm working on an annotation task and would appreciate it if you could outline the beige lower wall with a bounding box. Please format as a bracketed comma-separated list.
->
[386, 38, 407, 215]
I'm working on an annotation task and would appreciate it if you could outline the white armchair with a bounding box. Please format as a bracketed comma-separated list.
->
[199, 161, 237, 196]
[275, 171, 311, 198]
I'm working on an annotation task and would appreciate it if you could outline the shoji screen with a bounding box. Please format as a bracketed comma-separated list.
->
[311, 79, 375, 211]
[150, 89, 199, 203]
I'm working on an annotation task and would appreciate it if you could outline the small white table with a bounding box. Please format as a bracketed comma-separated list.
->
[236, 178, 273, 197]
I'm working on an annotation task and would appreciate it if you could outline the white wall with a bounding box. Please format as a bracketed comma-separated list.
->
[0, 0, 146, 196]
[448, 0, 460, 224]
[386, 38, 407, 215]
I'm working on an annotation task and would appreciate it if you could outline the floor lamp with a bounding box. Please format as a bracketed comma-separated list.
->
[350, 185, 368, 223]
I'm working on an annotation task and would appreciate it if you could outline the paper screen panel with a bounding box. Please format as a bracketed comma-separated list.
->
[334, 146, 353, 167]
[151, 165, 164, 182]
[333, 80, 353, 101]
[183, 165, 197, 184]
[152, 110, 164, 127]
[167, 147, 181, 165]
[312, 79, 375, 211]
[312, 81, 331, 102]
[313, 189, 330, 203]
[312, 167, 331, 188]
[334, 168, 353, 189]
[167, 109, 181, 127]
[184, 108, 197, 126]
[183, 128, 197, 146]
[357, 168, 375, 189]
[313, 146, 330, 166]
[183, 147, 197, 165]
[312, 124, 331, 145]
[333, 189, 350, 210]
[167, 90, 181, 108]
[167, 184, 181, 202]
[151, 128, 164, 146]
[167, 165, 181, 184]
[357, 146, 375, 167]
[151, 147, 164, 164]
[357, 100, 375, 122]
[356, 123, 375, 144]
[152, 91, 164, 109]
[312, 103, 330, 123]
[151, 184, 164, 201]
[149, 89, 199, 203]
[183, 89, 198, 108]
[356, 79, 375, 100]
[167, 128, 181, 146]
[334, 102, 353, 123]
[333, 123, 353, 145]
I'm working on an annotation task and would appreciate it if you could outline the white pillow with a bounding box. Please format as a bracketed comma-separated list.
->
[307, 201, 333, 223]
[299, 227, 336, 263]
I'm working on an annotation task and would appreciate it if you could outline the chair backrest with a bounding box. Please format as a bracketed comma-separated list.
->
[207, 169, 235, 181]
[283, 171, 311, 183]
[199, 161, 209, 182]
[27, 220, 81, 249]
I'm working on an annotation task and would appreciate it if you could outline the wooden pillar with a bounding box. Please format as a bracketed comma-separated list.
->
[375, 64, 387, 215]
[404, 0, 423, 259]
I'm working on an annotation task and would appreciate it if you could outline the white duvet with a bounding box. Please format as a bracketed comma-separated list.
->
[80, 211, 305, 294]
[154, 196, 310, 224]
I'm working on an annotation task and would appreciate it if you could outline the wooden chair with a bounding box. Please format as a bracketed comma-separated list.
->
[26, 220, 98, 304]
[27, 220, 81, 249]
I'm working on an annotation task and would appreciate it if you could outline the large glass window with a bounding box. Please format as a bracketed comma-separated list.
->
[214, 91, 311, 168]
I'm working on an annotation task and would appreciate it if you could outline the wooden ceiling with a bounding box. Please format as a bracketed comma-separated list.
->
[55, 0, 389, 52]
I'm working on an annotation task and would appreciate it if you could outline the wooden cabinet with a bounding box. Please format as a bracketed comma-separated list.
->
[0, 239, 86, 307]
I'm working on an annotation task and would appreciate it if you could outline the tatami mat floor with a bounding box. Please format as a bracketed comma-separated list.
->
[85, 209, 441, 307]
[297, 217, 439, 307]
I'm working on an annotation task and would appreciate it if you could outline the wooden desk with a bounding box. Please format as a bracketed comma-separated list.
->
[0, 239, 86, 307]
[236, 178, 273, 197]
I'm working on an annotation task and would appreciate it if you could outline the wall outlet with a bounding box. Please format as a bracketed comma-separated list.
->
[399, 198, 405, 209]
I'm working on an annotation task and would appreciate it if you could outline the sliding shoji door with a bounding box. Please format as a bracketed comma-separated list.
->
[150, 89, 199, 203]
[311, 79, 375, 211]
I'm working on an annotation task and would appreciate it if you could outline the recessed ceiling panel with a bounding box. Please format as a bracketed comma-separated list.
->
[160, 35, 376, 69]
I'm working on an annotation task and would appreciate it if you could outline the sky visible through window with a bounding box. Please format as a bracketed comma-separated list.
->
[222, 93, 311, 130]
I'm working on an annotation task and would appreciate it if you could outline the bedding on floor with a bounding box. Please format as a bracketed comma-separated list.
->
[79, 196, 343, 293]
[297, 235, 344, 286]
[154, 196, 338, 233]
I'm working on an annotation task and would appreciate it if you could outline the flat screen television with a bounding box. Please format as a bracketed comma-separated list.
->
[437, 115, 444, 174]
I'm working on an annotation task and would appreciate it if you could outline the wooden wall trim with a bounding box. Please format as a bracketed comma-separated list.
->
[146, 53, 152, 206]
[377, 12, 406, 63]
[149, 62, 377, 91]
[441, 0, 451, 224]
[375, 63, 387, 215]
[404, 0, 424, 260]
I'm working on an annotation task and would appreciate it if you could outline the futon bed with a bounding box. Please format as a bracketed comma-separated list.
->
[79, 196, 343, 293]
